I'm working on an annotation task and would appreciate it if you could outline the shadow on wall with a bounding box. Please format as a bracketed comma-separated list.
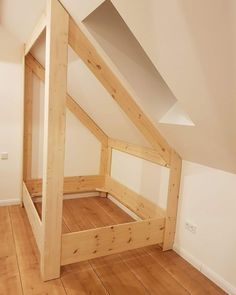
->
[0, 26, 23, 62]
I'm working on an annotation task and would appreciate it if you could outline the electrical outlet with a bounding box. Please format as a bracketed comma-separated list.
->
[1, 152, 8, 160]
[185, 221, 197, 234]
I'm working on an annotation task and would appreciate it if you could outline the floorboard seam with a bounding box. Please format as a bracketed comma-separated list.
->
[8, 206, 24, 295]
[146, 249, 191, 294]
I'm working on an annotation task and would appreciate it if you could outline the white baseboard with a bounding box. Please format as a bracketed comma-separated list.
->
[173, 244, 236, 295]
[0, 199, 21, 206]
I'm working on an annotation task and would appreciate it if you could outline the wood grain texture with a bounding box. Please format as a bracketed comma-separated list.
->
[109, 138, 169, 167]
[23, 65, 33, 181]
[9, 205, 66, 294]
[40, 0, 69, 280]
[0, 200, 225, 294]
[26, 175, 105, 196]
[22, 183, 42, 252]
[0, 207, 22, 295]
[61, 218, 165, 265]
[105, 176, 165, 219]
[163, 150, 182, 250]
[68, 17, 171, 165]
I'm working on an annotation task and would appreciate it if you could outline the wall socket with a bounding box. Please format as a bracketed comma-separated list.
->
[1, 152, 8, 160]
[185, 221, 197, 234]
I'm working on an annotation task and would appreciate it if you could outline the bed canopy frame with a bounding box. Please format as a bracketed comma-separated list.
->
[22, 0, 182, 281]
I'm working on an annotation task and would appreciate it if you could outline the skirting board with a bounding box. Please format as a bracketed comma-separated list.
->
[0, 199, 21, 206]
[173, 244, 236, 295]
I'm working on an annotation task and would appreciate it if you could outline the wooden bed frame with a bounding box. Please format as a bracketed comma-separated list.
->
[22, 0, 182, 281]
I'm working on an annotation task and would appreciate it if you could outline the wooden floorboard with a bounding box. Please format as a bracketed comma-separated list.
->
[0, 197, 226, 294]
[0, 206, 23, 295]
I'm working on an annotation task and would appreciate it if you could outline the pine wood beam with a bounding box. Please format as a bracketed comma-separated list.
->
[26, 175, 105, 196]
[25, 13, 46, 55]
[68, 18, 171, 165]
[163, 150, 182, 250]
[105, 176, 165, 219]
[25, 53, 108, 145]
[40, 0, 69, 281]
[109, 138, 169, 167]
[23, 65, 33, 181]
[61, 217, 165, 265]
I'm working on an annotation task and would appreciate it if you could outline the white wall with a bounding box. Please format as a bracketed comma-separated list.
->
[0, 27, 23, 205]
[175, 161, 236, 294]
[111, 149, 169, 210]
[31, 75, 101, 178]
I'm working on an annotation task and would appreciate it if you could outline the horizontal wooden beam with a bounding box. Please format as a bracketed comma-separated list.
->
[25, 53, 108, 144]
[61, 217, 165, 265]
[105, 176, 165, 219]
[22, 182, 42, 251]
[109, 138, 169, 167]
[25, 13, 46, 55]
[26, 175, 105, 196]
[68, 18, 171, 165]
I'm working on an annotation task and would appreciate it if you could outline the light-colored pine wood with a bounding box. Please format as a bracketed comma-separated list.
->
[25, 53, 108, 144]
[109, 138, 169, 167]
[163, 150, 182, 250]
[26, 175, 105, 196]
[105, 176, 165, 219]
[40, 0, 69, 281]
[99, 144, 112, 176]
[61, 217, 165, 265]
[68, 18, 171, 165]
[23, 65, 33, 181]
[25, 53, 45, 81]
[24, 13, 46, 55]
[22, 182, 42, 252]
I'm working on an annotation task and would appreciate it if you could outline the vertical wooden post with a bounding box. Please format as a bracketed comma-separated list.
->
[40, 0, 69, 281]
[23, 63, 33, 182]
[99, 141, 112, 197]
[163, 149, 182, 250]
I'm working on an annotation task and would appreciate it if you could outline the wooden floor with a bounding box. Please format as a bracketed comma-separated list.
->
[0, 197, 226, 295]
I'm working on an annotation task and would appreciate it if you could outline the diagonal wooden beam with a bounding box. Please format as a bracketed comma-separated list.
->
[25, 53, 108, 145]
[68, 18, 171, 165]
[25, 13, 46, 55]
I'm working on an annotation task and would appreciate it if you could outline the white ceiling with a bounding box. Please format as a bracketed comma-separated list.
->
[1, 0, 236, 173]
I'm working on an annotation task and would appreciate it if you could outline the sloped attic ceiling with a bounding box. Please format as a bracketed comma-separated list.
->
[1, 0, 236, 173]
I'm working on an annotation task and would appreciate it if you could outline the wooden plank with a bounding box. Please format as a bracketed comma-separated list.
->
[23, 65, 33, 181]
[40, 0, 69, 281]
[9, 205, 67, 294]
[109, 138, 169, 167]
[22, 182, 42, 252]
[163, 150, 182, 250]
[25, 53, 45, 81]
[147, 245, 226, 295]
[120, 249, 189, 295]
[25, 13, 46, 55]
[69, 18, 171, 165]
[67, 95, 108, 144]
[61, 217, 165, 265]
[0, 207, 23, 295]
[99, 143, 112, 177]
[105, 176, 165, 219]
[25, 53, 108, 144]
[26, 175, 105, 196]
